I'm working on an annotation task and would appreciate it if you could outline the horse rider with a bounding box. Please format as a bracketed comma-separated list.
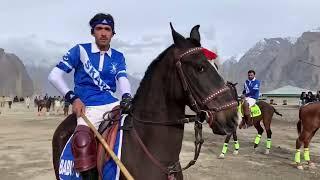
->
[241, 70, 261, 116]
[44, 93, 49, 100]
[48, 13, 132, 179]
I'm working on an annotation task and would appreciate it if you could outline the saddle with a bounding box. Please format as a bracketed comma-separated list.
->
[238, 103, 261, 118]
[96, 105, 122, 179]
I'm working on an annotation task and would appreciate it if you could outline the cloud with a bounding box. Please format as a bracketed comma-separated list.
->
[0, 33, 173, 74]
[0, 35, 69, 67]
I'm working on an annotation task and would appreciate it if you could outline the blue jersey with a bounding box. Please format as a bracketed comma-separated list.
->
[56, 43, 127, 106]
[243, 79, 260, 100]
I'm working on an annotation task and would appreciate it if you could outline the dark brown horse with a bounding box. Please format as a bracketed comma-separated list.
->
[217, 82, 282, 158]
[294, 102, 320, 170]
[37, 98, 52, 115]
[52, 24, 239, 180]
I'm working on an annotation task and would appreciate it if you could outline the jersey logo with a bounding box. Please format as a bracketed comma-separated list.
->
[110, 62, 118, 74]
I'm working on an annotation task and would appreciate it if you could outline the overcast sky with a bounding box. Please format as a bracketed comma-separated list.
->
[1, 0, 320, 74]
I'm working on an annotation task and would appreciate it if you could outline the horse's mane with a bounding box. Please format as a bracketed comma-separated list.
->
[132, 44, 174, 102]
[132, 38, 200, 103]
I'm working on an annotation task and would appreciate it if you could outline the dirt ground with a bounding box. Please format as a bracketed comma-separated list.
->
[0, 103, 319, 180]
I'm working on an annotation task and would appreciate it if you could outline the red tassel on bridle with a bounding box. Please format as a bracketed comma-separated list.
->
[201, 48, 217, 60]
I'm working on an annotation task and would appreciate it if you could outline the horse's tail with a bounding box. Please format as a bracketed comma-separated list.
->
[297, 120, 302, 135]
[297, 107, 303, 135]
[273, 107, 282, 116]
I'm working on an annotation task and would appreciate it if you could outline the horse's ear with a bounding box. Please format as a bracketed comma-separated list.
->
[214, 62, 219, 70]
[190, 25, 200, 43]
[170, 22, 187, 48]
[234, 82, 238, 86]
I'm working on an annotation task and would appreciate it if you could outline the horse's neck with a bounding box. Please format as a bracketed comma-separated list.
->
[131, 100, 185, 165]
[130, 67, 186, 163]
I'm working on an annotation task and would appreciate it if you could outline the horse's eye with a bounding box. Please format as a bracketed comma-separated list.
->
[197, 66, 204, 73]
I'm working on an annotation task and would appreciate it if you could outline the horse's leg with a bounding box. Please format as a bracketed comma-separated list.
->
[219, 133, 232, 159]
[295, 126, 312, 170]
[295, 136, 303, 169]
[262, 118, 272, 155]
[304, 128, 318, 169]
[233, 131, 240, 155]
[253, 120, 264, 150]
[38, 106, 42, 116]
[46, 107, 50, 116]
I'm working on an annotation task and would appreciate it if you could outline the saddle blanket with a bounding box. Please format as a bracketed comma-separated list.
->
[58, 115, 125, 180]
[238, 104, 261, 118]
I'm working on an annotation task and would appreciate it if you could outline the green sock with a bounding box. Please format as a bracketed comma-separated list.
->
[304, 148, 310, 161]
[295, 149, 301, 163]
[254, 134, 262, 145]
[222, 143, 228, 154]
[266, 138, 271, 149]
[234, 141, 240, 150]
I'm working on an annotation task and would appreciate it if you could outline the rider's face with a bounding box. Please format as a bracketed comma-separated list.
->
[92, 24, 113, 50]
[248, 72, 255, 80]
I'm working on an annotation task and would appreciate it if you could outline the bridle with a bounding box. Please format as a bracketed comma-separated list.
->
[107, 47, 238, 179]
[175, 47, 238, 127]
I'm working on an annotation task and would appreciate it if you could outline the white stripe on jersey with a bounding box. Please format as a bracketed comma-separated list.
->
[79, 45, 111, 91]
[98, 52, 105, 71]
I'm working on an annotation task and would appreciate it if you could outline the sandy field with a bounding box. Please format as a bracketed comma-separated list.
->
[0, 103, 319, 180]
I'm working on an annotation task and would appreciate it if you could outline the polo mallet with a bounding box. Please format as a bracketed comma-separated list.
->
[81, 114, 134, 180]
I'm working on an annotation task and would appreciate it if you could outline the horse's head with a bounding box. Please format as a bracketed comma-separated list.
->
[226, 81, 239, 103]
[168, 24, 238, 135]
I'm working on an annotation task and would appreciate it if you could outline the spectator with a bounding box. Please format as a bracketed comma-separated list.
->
[63, 100, 70, 116]
[0, 96, 5, 107]
[13, 96, 19, 102]
[300, 92, 306, 105]
[6, 96, 13, 109]
[305, 91, 316, 103]
[316, 91, 320, 101]
[25, 96, 31, 109]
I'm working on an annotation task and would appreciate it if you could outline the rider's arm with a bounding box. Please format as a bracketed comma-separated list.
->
[48, 46, 79, 95]
[118, 76, 131, 95]
[48, 45, 80, 102]
[48, 67, 71, 95]
[49, 45, 84, 117]
[242, 83, 246, 95]
[116, 55, 132, 96]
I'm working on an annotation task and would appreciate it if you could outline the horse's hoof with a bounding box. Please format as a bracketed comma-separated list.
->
[264, 149, 270, 155]
[297, 165, 304, 170]
[308, 162, 316, 169]
[218, 154, 225, 159]
[253, 148, 258, 153]
[233, 150, 239, 155]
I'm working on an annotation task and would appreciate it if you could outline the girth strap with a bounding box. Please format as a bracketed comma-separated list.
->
[131, 120, 204, 179]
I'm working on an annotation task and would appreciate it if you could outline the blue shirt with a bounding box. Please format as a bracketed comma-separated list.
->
[243, 79, 260, 100]
[56, 43, 127, 106]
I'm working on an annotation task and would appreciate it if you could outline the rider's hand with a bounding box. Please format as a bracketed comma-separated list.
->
[72, 98, 85, 117]
[120, 93, 132, 114]
[240, 94, 246, 99]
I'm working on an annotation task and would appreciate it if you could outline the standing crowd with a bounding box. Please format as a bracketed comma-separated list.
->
[0, 93, 71, 116]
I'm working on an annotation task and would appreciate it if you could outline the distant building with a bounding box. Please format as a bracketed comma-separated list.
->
[261, 85, 315, 105]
